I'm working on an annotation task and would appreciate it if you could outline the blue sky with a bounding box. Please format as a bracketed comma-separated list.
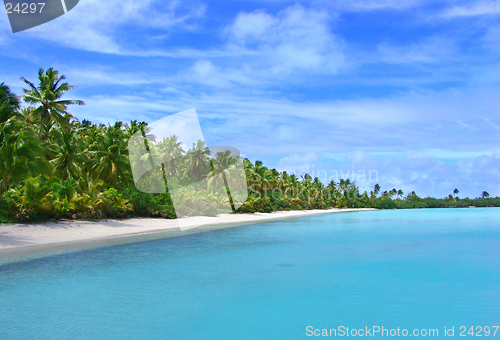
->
[1, 0, 499, 198]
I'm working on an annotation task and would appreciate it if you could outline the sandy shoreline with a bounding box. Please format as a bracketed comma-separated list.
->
[0, 208, 375, 260]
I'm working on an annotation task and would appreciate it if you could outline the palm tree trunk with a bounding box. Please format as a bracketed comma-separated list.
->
[38, 114, 47, 140]
[222, 171, 235, 212]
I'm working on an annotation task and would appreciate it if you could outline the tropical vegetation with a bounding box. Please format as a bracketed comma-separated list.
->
[0, 69, 498, 223]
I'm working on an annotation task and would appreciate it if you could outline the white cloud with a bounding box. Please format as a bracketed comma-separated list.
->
[218, 4, 345, 81]
[181, 60, 260, 88]
[67, 82, 500, 161]
[273, 150, 500, 198]
[11, 0, 205, 54]
[482, 26, 500, 55]
[320, 0, 422, 12]
[44, 62, 499, 198]
[441, 1, 500, 19]
[277, 152, 319, 170]
[4, 0, 500, 199]
[376, 36, 459, 64]
[369, 152, 500, 198]
[170, 4, 346, 88]
[276, 125, 297, 141]
[63, 66, 167, 86]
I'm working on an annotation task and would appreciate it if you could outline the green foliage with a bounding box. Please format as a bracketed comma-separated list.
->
[15, 176, 54, 219]
[1, 71, 499, 223]
[90, 123, 130, 187]
[152, 193, 177, 219]
[0, 192, 19, 222]
[237, 197, 274, 213]
[370, 197, 397, 209]
[21, 68, 85, 140]
[121, 187, 156, 217]
[100, 188, 133, 218]
[272, 199, 290, 211]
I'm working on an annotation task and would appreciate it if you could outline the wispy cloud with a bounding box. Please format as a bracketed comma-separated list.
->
[65, 83, 500, 162]
[2, 0, 206, 54]
[171, 4, 346, 88]
[224, 4, 345, 75]
[376, 36, 460, 64]
[4, 0, 500, 197]
[63, 66, 169, 87]
[441, 1, 500, 19]
[482, 26, 500, 55]
[319, 0, 422, 12]
[275, 150, 500, 198]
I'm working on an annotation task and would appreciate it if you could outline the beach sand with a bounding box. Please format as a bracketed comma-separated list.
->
[0, 208, 375, 260]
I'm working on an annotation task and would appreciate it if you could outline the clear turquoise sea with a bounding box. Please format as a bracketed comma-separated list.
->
[1, 208, 499, 339]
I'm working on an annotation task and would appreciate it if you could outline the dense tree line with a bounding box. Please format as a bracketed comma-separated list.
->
[0, 69, 498, 222]
[240, 165, 499, 212]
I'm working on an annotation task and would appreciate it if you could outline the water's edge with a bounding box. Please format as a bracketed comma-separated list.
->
[0, 209, 376, 264]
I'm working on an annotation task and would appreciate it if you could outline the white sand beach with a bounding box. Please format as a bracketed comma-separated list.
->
[0, 208, 375, 259]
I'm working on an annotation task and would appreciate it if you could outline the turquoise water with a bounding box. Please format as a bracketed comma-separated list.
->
[1, 208, 499, 339]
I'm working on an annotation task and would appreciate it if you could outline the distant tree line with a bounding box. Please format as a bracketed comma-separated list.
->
[0, 69, 498, 222]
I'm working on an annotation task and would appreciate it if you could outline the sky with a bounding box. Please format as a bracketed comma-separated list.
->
[1, 0, 499, 198]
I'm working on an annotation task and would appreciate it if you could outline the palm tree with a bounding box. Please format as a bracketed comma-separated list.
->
[82, 123, 105, 149]
[338, 179, 358, 202]
[208, 150, 240, 211]
[183, 140, 210, 180]
[311, 177, 324, 200]
[287, 174, 300, 197]
[157, 135, 185, 178]
[49, 127, 87, 180]
[268, 168, 281, 195]
[124, 120, 148, 138]
[209, 151, 238, 180]
[300, 174, 314, 203]
[90, 124, 130, 187]
[0, 83, 21, 126]
[337, 178, 348, 195]
[21, 176, 53, 214]
[21, 68, 84, 140]
[253, 160, 272, 196]
[19, 107, 38, 125]
[326, 180, 337, 198]
[0, 82, 20, 109]
[243, 159, 261, 196]
[481, 191, 490, 199]
[281, 171, 290, 195]
[453, 188, 459, 199]
[397, 189, 404, 199]
[0, 127, 49, 194]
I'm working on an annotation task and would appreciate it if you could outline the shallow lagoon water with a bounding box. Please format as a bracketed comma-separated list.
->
[1, 208, 499, 339]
